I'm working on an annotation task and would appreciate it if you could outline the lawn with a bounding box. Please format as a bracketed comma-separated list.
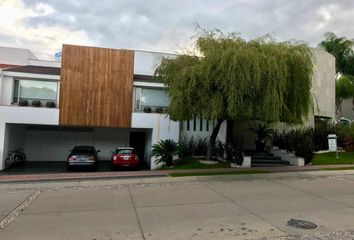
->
[159, 158, 230, 170]
[312, 152, 354, 165]
[169, 170, 270, 177]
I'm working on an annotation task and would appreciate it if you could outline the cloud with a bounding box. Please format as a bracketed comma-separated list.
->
[2, 0, 354, 59]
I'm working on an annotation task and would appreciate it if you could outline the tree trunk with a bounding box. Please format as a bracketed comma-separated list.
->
[206, 119, 224, 161]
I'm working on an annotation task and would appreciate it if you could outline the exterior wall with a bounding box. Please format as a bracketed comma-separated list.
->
[134, 50, 176, 75]
[59, 45, 134, 128]
[0, 76, 13, 105]
[180, 118, 227, 143]
[312, 49, 336, 122]
[0, 46, 37, 65]
[342, 98, 354, 120]
[0, 106, 59, 169]
[24, 128, 130, 162]
[132, 112, 179, 169]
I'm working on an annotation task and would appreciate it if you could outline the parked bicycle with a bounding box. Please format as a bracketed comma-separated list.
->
[4, 148, 26, 169]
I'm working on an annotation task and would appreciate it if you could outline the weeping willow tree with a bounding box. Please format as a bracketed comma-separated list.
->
[155, 31, 314, 160]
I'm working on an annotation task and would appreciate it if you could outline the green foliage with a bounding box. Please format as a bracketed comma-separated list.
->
[273, 127, 315, 164]
[155, 30, 314, 125]
[248, 122, 273, 140]
[152, 139, 180, 167]
[336, 75, 354, 100]
[178, 136, 208, 157]
[286, 127, 315, 165]
[318, 32, 354, 75]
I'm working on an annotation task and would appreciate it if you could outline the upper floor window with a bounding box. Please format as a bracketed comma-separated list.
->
[13, 79, 59, 107]
[135, 87, 170, 113]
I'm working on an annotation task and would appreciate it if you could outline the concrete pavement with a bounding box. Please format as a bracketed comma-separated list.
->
[1, 171, 354, 239]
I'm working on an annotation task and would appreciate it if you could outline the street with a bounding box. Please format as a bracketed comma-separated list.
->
[1, 171, 354, 239]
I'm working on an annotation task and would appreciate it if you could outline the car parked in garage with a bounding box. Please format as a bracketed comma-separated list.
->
[111, 147, 139, 170]
[67, 146, 100, 171]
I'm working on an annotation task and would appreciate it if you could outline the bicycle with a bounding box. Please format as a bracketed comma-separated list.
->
[4, 148, 26, 169]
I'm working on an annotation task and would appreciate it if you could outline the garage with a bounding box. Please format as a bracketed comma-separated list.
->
[2, 123, 152, 173]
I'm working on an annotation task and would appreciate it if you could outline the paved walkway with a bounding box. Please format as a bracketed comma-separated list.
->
[1, 171, 354, 239]
[0, 164, 354, 182]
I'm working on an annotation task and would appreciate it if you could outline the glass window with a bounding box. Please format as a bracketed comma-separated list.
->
[187, 120, 190, 131]
[200, 118, 203, 131]
[134, 87, 170, 111]
[116, 149, 134, 154]
[13, 79, 58, 106]
[193, 116, 196, 131]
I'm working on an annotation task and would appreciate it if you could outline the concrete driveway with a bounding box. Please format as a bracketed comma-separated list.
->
[1, 171, 354, 239]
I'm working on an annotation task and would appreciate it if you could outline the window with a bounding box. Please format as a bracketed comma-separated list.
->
[13, 79, 58, 106]
[193, 116, 196, 131]
[134, 87, 170, 111]
[187, 120, 190, 131]
[200, 118, 203, 131]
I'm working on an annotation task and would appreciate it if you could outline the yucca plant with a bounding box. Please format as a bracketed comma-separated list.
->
[152, 139, 180, 167]
[249, 122, 273, 151]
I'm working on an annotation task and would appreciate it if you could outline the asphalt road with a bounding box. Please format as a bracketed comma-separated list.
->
[1, 171, 354, 240]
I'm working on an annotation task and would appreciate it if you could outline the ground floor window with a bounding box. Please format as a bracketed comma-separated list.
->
[13, 79, 59, 107]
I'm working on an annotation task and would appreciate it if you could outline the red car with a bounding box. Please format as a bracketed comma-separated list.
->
[111, 147, 139, 169]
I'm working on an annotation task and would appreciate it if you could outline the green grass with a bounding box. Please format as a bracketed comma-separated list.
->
[169, 170, 270, 177]
[312, 152, 354, 165]
[159, 158, 230, 170]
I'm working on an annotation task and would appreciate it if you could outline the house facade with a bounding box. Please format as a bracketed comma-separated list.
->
[0, 45, 335, 171]
[0, 45, 224, 170]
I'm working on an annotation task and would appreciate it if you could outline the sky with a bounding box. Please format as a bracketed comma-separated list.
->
[1, 0, 354, 60]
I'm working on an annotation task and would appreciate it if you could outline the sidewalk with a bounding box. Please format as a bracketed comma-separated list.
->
[0, 164, 353, 182]
[1, 170, 354, 240]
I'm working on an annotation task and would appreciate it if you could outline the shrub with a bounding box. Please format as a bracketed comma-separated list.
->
[287, 127, 315, 164]
[194, 137, 208, 156]
[249, 122, 273, 140]
[178, 137, 195, 158]
[152, 139, 180, 167]
[224, 142, 243, 165]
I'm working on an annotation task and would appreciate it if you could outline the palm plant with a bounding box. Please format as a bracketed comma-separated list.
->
[152, 139, 180, 167]
[249, 122, 273, 151]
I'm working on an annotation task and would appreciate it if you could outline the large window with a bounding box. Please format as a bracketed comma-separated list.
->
[135, 87, 170, 112]
[13, 79, 59, 106]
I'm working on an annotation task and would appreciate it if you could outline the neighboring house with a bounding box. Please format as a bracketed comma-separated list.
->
[0, 45, 223, 170]
[341, 99, 354, 122]
[0, 45, 335, 170]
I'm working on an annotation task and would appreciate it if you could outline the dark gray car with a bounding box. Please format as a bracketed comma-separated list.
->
[67, 146, 100, 171]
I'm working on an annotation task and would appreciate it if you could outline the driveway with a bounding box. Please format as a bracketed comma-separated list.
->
[1, 171, 354, 239]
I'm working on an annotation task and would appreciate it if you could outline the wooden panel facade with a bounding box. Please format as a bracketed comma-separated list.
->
[59, 45, 134, 127]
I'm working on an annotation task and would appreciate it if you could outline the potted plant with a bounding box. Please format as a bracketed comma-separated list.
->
[31, 100, 41, 107]
[143, 106, 152, 113]
[18, 99, 28, 106]
[46, 101, 56, 108]
[249, 122, 273, 152]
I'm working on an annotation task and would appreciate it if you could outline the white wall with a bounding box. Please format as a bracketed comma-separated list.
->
[24, 128, 130, 162]
[132, 112, 179, 169]
[134, 51, 176, 76]
[180, 118, 227, 143]
[312, 49, 336, 121]
[0, 106, 59, 169]
[0, 76, 14, 105]
[0, 46, 37, 65]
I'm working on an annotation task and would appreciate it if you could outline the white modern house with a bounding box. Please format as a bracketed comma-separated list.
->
[0, 46, 224, 171]
[0, 45, 335, 171]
